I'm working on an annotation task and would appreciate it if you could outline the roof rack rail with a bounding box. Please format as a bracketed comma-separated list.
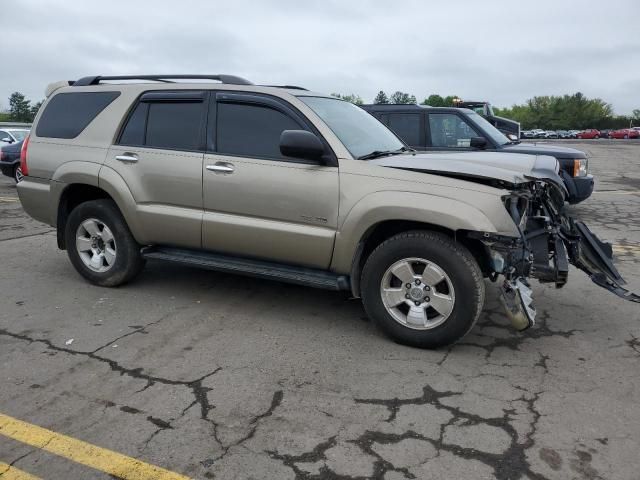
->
[263, 85, 309, 91]
[72, 74, 253, 86]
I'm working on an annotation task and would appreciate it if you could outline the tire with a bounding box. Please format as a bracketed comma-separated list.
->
[624, 135, 628, 139]
[595, 135, 600, 139]
[13, 166, 23, 183]
[65, 199, 144, 287]
[361, 231, 485, 349]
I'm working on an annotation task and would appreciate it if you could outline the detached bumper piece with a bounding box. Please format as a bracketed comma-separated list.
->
[500, 278, 536, 330]
[569, 221, 640, 303]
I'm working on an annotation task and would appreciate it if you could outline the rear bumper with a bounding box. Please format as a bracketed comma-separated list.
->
[16, 177, 55, 226]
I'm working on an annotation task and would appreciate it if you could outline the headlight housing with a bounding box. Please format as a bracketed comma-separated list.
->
[573, 158, 588, 177]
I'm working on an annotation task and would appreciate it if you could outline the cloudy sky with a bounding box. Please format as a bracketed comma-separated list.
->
[3, 0, 639, 114]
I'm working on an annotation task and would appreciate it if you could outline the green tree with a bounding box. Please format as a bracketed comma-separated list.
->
[9, 92, 32, 122]
[390, 91, 416, 104]
[30, 100, 43, 119]
[331, 93, 364, 105]
[422, 94, 460, 107]
[373, 91, 389, 104]
[632, 109, 640, 120]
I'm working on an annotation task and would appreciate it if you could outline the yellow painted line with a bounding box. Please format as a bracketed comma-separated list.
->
[593, 190, 639, 195]
[613, 245, 640, 254]
[0, 462, 42, 480]
[0, 197, 19, 202]
[0, 413, 189, 480]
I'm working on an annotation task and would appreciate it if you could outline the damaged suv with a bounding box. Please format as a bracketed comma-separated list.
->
[17, 75, 639, 349]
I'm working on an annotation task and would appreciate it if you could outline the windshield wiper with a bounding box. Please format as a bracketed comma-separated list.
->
[358, 146, 413, 161]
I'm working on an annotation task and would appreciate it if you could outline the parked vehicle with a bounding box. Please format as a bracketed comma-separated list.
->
[610, 128, 639, 139]
[0, 128, 29, 146]
[577, 129, 601, 139]
[361, 104, 594, 204]
[531, 129, 547, 138]
[451, 100, 520, 139]
[568, 130, 580, 138]
[544, 131, 558, 139]
[0, 140, 24, 182]
[599, 129, 613, 138]
[17, 74, 638, 349]
[521, 130, 535, 139]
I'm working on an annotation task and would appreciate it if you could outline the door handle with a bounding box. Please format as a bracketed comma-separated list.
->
[115, 153, 138, 163]
[206, 162, 234, 174]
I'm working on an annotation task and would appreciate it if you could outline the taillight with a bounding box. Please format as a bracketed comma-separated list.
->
[20, 135, 30, 176]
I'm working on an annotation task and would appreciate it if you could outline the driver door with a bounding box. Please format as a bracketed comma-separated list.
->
[201, 92, 339, 269]
[425, 113, 482, 151]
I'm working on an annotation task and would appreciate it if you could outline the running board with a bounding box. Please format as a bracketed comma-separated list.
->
[141, 246, 350, 291]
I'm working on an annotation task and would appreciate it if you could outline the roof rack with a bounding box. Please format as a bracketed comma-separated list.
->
[263, 85, 309, 91]
[72, 74, 254, 86]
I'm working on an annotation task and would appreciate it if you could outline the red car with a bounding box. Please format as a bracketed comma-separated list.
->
[577, 129, 601, 139]
[609, 128, 639, 139]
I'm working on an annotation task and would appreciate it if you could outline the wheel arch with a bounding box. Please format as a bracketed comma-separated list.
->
[347, 220, 492, 298]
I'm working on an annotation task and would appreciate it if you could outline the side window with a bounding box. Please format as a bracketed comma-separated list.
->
[428, 113, 480, 148]
[36, 92, 120, 139]
[387, 113, 420, 146]
[146, 102, 202, 150]
[0, 131, 9, 141]
[216, 102, 303, 160]
[118, 94, 205, 151]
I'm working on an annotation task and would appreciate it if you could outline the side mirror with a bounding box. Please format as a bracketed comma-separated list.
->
[1, 137, 13, 144]
[470, 137, 488, 149]
[280, 130, 325, 162]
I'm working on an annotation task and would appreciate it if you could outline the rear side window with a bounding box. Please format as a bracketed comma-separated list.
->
[216, 102, 301, 159]
[387, 113, 421, 146]
[36, 92, 120, 139]
[119, 94, 205, 151]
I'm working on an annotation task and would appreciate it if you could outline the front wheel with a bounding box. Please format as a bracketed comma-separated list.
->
[13, 166, 23, 183]
[65, 199, 145, 287]
[624, 134, 628, 139]
[361, 231, 485, 349]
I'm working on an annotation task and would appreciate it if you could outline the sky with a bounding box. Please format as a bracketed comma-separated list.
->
[2, 0, 639, 114]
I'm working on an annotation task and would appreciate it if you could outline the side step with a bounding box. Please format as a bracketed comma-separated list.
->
[141, 246, 350, 291]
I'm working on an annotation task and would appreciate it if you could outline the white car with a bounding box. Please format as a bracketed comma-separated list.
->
[0, 128, 30, 145]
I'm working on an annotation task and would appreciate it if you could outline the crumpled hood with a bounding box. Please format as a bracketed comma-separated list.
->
[370, 151, 564, 188]
[502, 142, 586, 159]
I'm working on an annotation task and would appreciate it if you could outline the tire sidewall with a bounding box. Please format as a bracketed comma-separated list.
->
[65, 200, 142, 286]
[361, 233, 484, 349]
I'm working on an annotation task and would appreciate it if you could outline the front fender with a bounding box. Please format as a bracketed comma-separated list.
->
[330, 190, 515, 273]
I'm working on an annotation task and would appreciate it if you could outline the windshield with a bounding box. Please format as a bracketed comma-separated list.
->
[465, 111, 511, 145]
[299, 96, 404, 158]
[9, 130, 29, 141]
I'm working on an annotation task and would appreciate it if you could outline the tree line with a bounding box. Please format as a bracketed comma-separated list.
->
[332, 90, 639, 130]
[3, 89, 638, 130]
[0, 92, 43, 123]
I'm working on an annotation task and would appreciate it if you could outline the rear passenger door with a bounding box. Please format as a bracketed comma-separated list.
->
[106, 91, 206, 248]
[201, 92, 339, 269]
[425, 112, 481, 151]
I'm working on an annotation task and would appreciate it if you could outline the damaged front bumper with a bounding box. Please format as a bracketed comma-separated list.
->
[472, 182, 639, 330]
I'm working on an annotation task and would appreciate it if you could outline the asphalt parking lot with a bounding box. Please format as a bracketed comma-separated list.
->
[1, 140, 639, 480]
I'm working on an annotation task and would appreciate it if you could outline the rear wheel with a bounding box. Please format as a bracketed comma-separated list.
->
[361, 231, 485, 349]
[13, 166, 23, 183]
[624, 134, 629, 139]
[65, 199, 144, 287]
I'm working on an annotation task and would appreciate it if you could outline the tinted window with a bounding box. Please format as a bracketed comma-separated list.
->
[428, 113, 480, 148]
[146, 102, 203, 150]
[387, 113, 421, 146]
[119, 102, 148, 146]
[36, 92, 120, 139]
[217, 102, 301, 159]
[0, 131, 8, 141]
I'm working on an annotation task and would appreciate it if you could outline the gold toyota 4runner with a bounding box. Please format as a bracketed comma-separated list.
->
[16, 74, 639, 348]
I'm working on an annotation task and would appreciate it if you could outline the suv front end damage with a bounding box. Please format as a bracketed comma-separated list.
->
[472, 178, 640, 330]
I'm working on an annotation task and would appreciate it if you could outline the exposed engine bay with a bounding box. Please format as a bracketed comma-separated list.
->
[474, 178, 640, 330]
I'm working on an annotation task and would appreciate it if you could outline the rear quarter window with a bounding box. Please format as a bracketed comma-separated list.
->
[36, 91, 120, 139]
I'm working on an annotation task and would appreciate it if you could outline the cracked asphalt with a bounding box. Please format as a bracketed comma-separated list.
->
[1, 140, 639, 479]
